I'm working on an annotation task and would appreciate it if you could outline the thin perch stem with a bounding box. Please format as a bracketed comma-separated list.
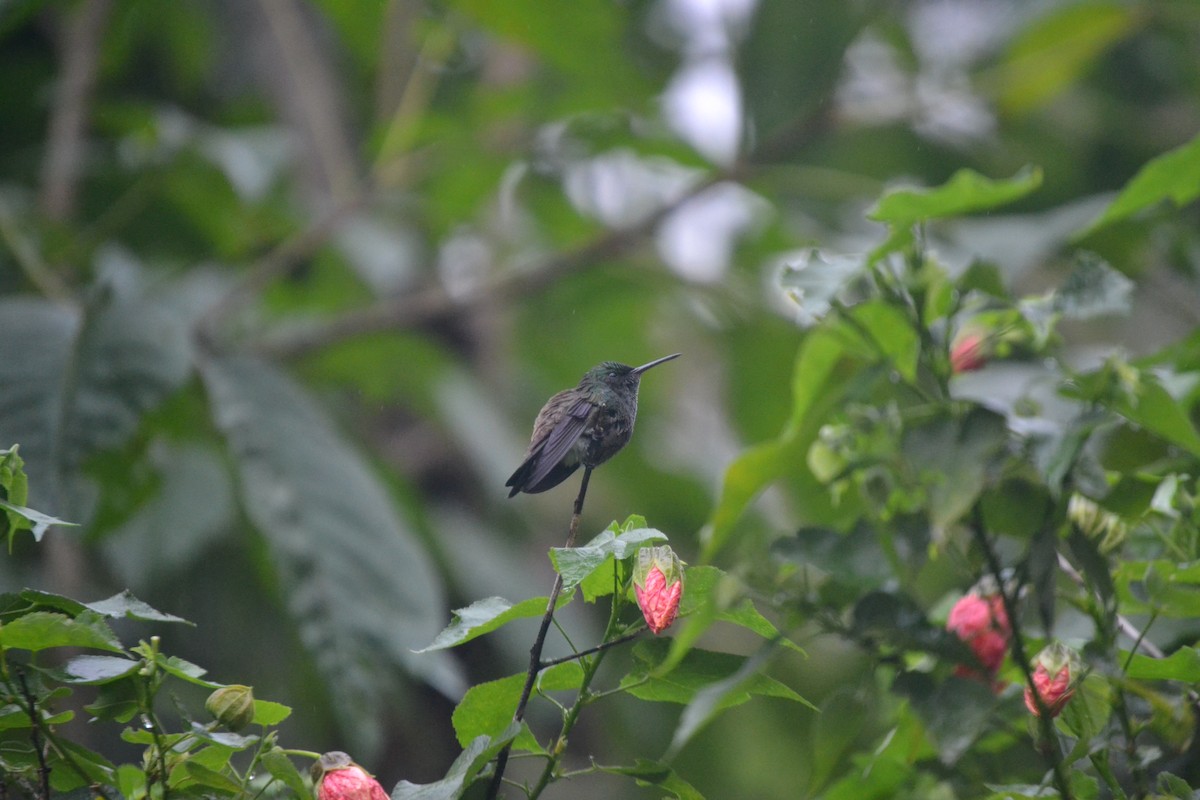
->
[486, 466, 594, 799]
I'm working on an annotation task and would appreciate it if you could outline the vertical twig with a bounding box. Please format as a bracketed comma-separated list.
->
[487, 466, 593, 799]
[969, 512, 1074, 799]
[17, 671, 51, 800]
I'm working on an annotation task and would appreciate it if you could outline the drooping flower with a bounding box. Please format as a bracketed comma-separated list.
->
[946, 592, 1011, 680]
[312, 752, 389, 800]
[633, 546, 684, 635]
[950, 332, 988, 373]
[1024, 643, 1079, 718]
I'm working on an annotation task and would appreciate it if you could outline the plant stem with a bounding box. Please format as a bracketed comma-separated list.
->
[487, 466, 593, 799]
[969, 515, 1074, 800]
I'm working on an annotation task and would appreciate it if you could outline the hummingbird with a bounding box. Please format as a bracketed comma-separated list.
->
[506, 354, 681, 497]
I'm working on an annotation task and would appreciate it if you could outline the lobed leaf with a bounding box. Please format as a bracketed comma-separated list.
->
[868, 167, 1043, 229]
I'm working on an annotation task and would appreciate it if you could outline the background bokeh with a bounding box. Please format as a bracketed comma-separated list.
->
[2, 0, 1198, 796]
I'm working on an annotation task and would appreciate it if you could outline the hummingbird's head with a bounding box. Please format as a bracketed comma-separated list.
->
[582, 354, 681, 393]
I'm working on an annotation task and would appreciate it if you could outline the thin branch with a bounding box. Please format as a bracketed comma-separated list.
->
[487, 466, 594, 799]
[539, 631, 640, 670]
[969, 517, 1074, 800]
[38, 0, 113, 222]
[17, 672, 51, 800]
[1056, 553, 1164, 659]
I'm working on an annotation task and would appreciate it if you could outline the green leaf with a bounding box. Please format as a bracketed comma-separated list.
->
[551, 526, 667, 590]
[252, 699, 293, 726]
[778, 249, 866, 326]
[1125, 647, 1200, 682]
[202, 355, 463, 755]
[654, 640, 809, 760]
[808, 689, 870, 792]
[1085, 130, 1200, 234]
[175, 760, 244, 794]
[849, 301, 920, 384]
[390, 724, 522, 800]
[1115, 375, 1200, 458]
[1052, 253, 1133, 320]
[262, 747, 308, 798]
[0, 610, 122, 653]
[625, 639, 809, 709]
[101, 442, 236, 586]
[47, 737, 117, 791]
[994, 1, 1137, 116]
[85, 590, 192, 624]
[901, 408, 1009, 528]
[0, 290, 193, 513]
[0, 498, 77, 542]
[595, 759, 706, 800]
[868, 167, 1043, 229]
[416, 594, 569, 653]
[893, 673, 998, 765]
[157, 654, 219, 687]
[450, 673, 543, 753]
[61, 655, 141, 684]
[703, 326, 851, 563]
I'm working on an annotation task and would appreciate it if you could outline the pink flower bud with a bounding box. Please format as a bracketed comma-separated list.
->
[1024, 643, 1078, 718]
[633, 546, 683, 635]
[946, 593, 1010, 680]
[312, 752, 389, 800]
[950, 332, 988, 373]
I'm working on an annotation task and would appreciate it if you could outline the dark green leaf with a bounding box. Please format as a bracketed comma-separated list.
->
[657, 641, 809, 760]
[202, 355, 463, 755]
[894, 673, 998, 765]
[0, 290, 192, 513]
[595, 759, 705, 800]
[809, 689, 869, 791]
[1085, 130, 1200, 233]
[626, 639, 808, 709]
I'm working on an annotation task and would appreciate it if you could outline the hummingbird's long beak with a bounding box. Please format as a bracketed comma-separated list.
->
[631, 353, 681, 375]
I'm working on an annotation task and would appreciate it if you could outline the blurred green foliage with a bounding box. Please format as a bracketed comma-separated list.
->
[2, 0, 1200, 797]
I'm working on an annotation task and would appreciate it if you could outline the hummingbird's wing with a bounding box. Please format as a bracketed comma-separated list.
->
[523, 396, 595, 489]
[506, 395, 595, 495]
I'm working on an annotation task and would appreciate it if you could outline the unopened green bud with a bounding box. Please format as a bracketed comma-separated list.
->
[206, 684, 255, 731]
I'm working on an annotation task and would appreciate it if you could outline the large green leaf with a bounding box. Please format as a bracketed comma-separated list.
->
[0, 610, 122, 653]
[0, 290, 192, 514]
[993, 1, 1137, 116]
[1085, 130, 1200, 234]
[450, 673, 542, 753]
[1125, 647, 1200, 682]
[868, 167, 1043, 229]
[201, 355, 463, 756]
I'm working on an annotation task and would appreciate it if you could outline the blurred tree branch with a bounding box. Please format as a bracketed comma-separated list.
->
[38, 0, 112, 224]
